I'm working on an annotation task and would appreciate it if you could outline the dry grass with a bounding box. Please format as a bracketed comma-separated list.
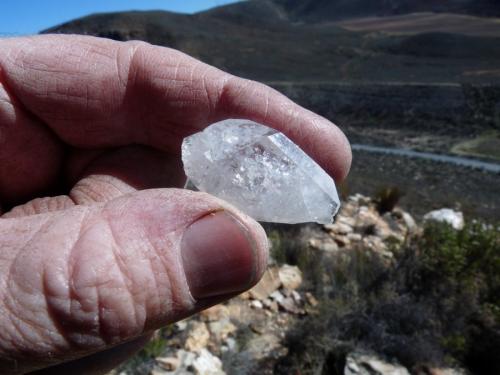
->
[451, 130, 500, 161]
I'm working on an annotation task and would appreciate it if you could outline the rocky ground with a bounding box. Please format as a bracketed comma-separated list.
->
[111, 195, 476, 375]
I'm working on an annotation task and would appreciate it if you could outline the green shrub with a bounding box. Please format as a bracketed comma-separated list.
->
[142, 331, 168, 358]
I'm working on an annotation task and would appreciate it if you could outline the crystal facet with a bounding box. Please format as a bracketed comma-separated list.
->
[181, 119, 340, 224]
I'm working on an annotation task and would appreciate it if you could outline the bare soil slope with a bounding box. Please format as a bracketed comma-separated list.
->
[336, 12, 500, 37]
[270, 0, 500, 22]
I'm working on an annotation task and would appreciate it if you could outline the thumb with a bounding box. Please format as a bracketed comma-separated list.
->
[0, 189, 268, 373]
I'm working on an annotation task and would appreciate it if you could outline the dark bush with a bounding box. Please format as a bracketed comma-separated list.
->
[374, 186, 403, 214]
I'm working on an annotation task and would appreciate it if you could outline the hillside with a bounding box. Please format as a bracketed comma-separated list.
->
[42, 5, 500, 85]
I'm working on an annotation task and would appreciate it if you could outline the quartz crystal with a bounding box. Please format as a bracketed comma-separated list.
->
[181, 119, 340, 224]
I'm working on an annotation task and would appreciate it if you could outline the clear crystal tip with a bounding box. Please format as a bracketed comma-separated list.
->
[181, 119, 340, 224]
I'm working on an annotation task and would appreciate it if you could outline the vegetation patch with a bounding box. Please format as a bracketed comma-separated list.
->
[451, 130, 500, 161]
[275, 220, 500, 375]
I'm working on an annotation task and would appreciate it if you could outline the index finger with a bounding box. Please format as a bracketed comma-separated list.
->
[0, 34, 351, 181]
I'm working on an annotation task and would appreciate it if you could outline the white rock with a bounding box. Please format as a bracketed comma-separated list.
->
[345, 351, 410, 375]
[278, 296, 300, 314]
[250, 300, 264, 309]
[175, 320, 188, 331]
[192, 349, 226, 375]
[338, 215, 356, 227]
[309, 237, 340, 252]
[278, 264, 303, 290]
[401, 212, 417, 232]
[248, 266, 281, 300]
[178, 349, 196, 368]
[324, 222, 353, 235]
[423, 208, 464, 230]
[270, 290, 285, 303]
[185, 322, 210, 352]
[208, 319, 236, 341]
[291, 290, 301, 303]
[182, 119, 340, 224]
[347, 233, 362, 242]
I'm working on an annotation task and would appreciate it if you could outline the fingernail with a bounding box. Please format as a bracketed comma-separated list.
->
[181, 211, 257, 299]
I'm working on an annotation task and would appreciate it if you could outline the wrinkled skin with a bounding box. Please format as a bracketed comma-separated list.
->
[0, 35, 351, 374]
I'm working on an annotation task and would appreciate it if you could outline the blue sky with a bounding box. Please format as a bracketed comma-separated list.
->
[0, 0, 241, 36]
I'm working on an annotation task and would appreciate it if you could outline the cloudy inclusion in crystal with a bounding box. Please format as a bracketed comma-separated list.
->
[182, 119, 340, 224]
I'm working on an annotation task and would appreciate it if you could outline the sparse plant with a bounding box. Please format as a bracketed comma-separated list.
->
[117, 327, 175, 374]
[374, 186, 403, 214]
[142, 330, 169, 358]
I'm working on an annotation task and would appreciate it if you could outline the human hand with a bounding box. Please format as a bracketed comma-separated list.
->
[0, 35, 351, 374]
